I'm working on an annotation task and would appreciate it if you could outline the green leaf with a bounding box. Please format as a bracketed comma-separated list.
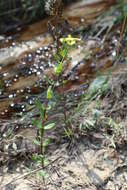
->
[35, 99, 45, 118]
[44, 158, 49, 166]
[43, 139, 50, 147]
[0, 80, 2, 90]
[33, 119, 42, 129]
[32, 154, 43, 162]
[64, 127, 73, 138]
[37, 170, 48, 178]
[85, 119, 95, 127]
[88, 75, 109, 97]
[44, 123, 55, 130]
[43, 139, 50, 153]
[45, 75, 54, 85]
[54, 53, 61, 62]
[47, 86, 53, 99]
[59, 49, 67, 58]
[33, 139, 40, 146]
[54, 62, 63, 76]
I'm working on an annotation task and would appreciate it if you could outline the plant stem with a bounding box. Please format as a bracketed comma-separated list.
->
[62, 85, 67, 125]
[40, 101, 48, 167]
[40, 119, 44, 167]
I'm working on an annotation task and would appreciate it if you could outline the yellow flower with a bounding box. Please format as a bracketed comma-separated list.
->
[60, 34, 81, 46]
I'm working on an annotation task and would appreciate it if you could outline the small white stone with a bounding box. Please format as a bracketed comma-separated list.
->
[37, 71, 41, 75]
[81, 18, 85, 22]
[10, 103, 15, 107]
[3, 73, 8, 77]
[112, 51, 116, 57]
[9, 94, 13, 98]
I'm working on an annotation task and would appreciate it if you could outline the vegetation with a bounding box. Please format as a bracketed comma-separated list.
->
[32, 33, 81, 178]
[31, 0, 127, 178]
[1, 0, 127, 189]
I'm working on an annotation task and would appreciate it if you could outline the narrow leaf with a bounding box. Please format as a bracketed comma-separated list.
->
[54, 62, 63, 76]
[35, 99, 45, 118]
[43, 139, 50, 147]
[47, 86, 53, 100]
[33, 139, 40, 146]
[33, 119, 42, 129]
[44, 123, 55, 130]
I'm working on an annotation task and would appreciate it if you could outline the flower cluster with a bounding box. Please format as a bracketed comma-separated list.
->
[60, 34, 81, 46]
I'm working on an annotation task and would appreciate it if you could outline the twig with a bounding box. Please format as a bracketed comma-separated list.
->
[2, 156, 61, 188]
